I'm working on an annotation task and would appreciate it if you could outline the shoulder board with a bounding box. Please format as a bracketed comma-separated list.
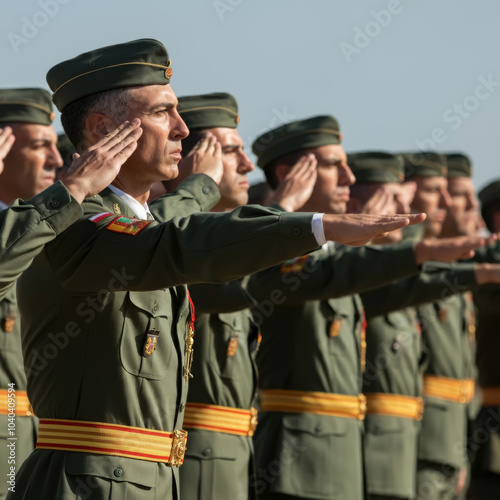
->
[106, 216, 151, 236]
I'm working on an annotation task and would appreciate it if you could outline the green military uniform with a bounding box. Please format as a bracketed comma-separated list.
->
[0, 89, 66, 499]
[249, 125, 425, 500]
[12, 189, 324, 500]
[468, 180, 500, 499]
[172, 93, 260, 500]
[344, 152, 423, 500]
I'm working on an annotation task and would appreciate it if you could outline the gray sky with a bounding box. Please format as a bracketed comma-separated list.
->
[1, 0, 499, 190]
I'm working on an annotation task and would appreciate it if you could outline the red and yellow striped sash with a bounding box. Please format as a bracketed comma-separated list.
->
[260, 389, 366, 420]
[36, 419, 187, 466]
[366, 393, 424, 420]
[184, 403, 258, 437]
[423, 376, 475, 404]
[0, 389, 34, 416]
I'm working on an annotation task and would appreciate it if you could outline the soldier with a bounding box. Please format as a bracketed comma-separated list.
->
[0, 89, 142, 499]
[171, 93, 316, 500]
[248, 121, 485, 500]
[10, 39, 420, 500]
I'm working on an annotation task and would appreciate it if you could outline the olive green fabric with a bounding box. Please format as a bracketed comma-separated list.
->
[0, 289, 37, 500]
[0, 181, 82, 299]
[348, 152, 405, 184]
[361, 307, 422, 499]
[57, 133, 76, 168]
[402, 152, 448, 179]
[178, 93, 239, 130]
[417, 294, 477, 470]
[150, 173, 221, 219]
[416, 462, 460, 500]
[12, 191, 321, 499]
[180, 282, 258, 500]
[478, 179, 500, 212]
[252, 115, 341, 171]
[247, 242, 421, 499]
[0, 88, 54, 126]
[47, 39, 172, 111]
[154, 176, 256, 500]
[445, 153, 472, 179]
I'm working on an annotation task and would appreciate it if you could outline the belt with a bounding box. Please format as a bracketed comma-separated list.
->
[184, 403, 258, 437]
[0, 389, 34, 417]
[423, 376, 475, 404]
[260, 389, 366, 420]
[366, 393, 424, 420]
[480, 387, 500, 407]
[36, 418, 187, 466]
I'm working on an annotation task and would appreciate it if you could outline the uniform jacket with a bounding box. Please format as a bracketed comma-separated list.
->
[11, 180, 321, 500]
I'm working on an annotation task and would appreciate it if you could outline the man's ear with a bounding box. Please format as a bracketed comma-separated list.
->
[85, 113, 117, 142]
[275, 163, 291, 184]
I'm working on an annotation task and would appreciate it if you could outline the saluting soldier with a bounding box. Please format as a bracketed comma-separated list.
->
[0, 89, 146, 499]
[9, 39, 420, 500]
[172, 93, 318, 500]
[0, 88, 61, 499]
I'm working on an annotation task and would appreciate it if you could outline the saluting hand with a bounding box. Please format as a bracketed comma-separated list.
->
[60, 119, 143, 203]
[323, 212, 426, 246]
[270, 154, 318, 211]
[0, 127, 16, 176]
[171, 134, 223, 190]
[415, 233, 499, 264]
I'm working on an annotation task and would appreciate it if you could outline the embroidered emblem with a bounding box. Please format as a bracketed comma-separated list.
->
[143, 329, 160, 358]
[113, 203, 121, 215]
[106, 216, 150, 236]
[280, 255, 309, 273]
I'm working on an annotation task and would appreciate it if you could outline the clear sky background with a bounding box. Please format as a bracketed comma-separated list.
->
[1, 0, 499, 191]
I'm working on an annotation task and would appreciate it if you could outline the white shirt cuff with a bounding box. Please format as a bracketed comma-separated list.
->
[312, 213, 326, 246]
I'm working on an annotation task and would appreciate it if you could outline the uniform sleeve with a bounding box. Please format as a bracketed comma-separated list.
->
[0, 181, 82, 299]
[43, 205, 319, 293]
[246, 241, 419, 307]
[189, 279, 257, 314]
[361, 262, 478, 317]
[149, 174, 220, 220]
